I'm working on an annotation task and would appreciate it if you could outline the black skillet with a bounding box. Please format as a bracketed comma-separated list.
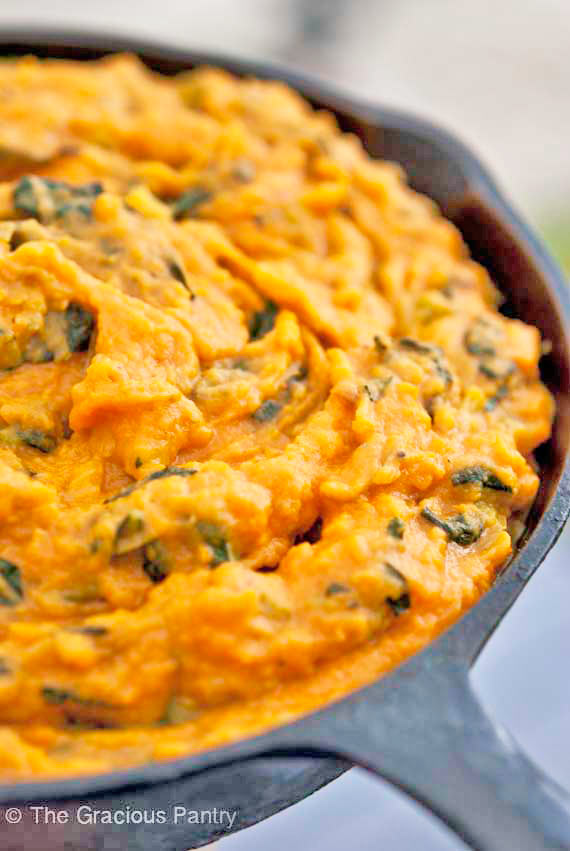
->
[0, 30, 569, 851]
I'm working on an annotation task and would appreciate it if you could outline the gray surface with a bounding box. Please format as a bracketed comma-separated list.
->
[0, 3, 568, 848]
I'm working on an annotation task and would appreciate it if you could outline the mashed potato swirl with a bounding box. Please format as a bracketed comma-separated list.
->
[0, 55, 553, 778]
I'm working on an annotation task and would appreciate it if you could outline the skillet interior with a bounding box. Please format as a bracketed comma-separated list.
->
[0, 30, 568, 851]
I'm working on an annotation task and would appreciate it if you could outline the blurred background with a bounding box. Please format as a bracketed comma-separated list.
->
[2, 2, 569, 849]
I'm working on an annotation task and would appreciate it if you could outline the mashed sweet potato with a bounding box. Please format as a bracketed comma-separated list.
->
[0, 54, 554, 778]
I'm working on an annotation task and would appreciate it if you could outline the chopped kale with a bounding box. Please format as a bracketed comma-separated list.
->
[421, 506, 482, 546]
[13, 176, 103, 223]
[386, 591, 411, 615]
[452, 465, 512, 492]
[485, 383, 509, 412]
[171, 187, 212, 220]
[399, 338, 452, 387]
[114, 511, 145, 546]
[383, 562, 406, 585]
[65, 303, 95, 352]
[325, 582, 351, 596]
[42, 686, 107, 707]
[61, 417, 73, 439]
[8, 225, 31, 251]
[249, 300, 278, 340]
[68, 626, 108, 637]
[167, 259, 186, 285]
[0, 559, 23, 606]
[142, 540, 170, 583]
[478, 359, 515, 380]
[399, 337, 434, 354]
[105, 482, 138, 504]
[17, 429, 56, 453]
[196, 522, 232, 567]
[433, 357, 453, 387]
[288, 364, 308, 385]
[383, 562, 410, 615]
[105, 466, 198, 503]
[146, 466, 198, 483]
[294, 516, 323, 546]
[252, 399, 281, 422]
[167, 258, 194, 298]
[387, 517, 405, 539]
[42, 687, 73, 705]
[1, 304, 94, 372]
[62, 583, 104, 604]
[374, 335, 388, 356]
[364, 376, 392, 402]
[464, 320, 497, 356]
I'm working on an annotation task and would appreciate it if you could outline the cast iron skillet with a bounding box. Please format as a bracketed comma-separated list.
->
[0, 29, 569, 851]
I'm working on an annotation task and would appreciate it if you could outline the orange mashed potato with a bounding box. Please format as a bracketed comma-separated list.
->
[0, 54, 553, 779]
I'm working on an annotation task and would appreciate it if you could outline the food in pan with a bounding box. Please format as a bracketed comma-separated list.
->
[0, 55, 553, 778]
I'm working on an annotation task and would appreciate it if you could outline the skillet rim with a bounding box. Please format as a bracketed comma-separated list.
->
[0, 26, 568, 804]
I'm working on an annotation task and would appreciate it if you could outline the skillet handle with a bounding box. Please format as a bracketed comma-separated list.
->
[274, 659, 570, 851]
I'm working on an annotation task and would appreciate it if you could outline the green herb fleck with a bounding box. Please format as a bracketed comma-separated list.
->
[485, 383, 509, 412]
[325, 582, 351, 596]
[167, 258, 194, 298]
[115, 511, 145, 545]
[62, 583, 103, 604]
[387, 517, 405, 539]
[0, 559, 22, 606]
[105, 466, 198, 503]
[383, 562, 410, 615]
[387, 591, 411, 615]
[13, 176, 103, 223]
[399, 338, 452, 387]
[146, 466, 198, 483]
[433, 357, 453, 387]
[464, 321, 496, 356]
[42, 686, 107, 708]
[135, 457, 143, 469]
[452, 466, 512, 492]
[399, 337, 434, 354]
[17, 429, 56, 453]
[421, 507, 482, 546]
[478, 359, 515, 381]
[65, 303, 94, 353]
[288, 364, 308, 385]
[364, 376, 392, 402]
[171, 187, 212, 220]
[249, 300, 278, 340]
[68, 626, 108, 637]
[42, 687, 72, 706]
[142, 540, 170, 583]
[252, 399, 281, 422]
[294, 516, 323, 545]
[374, 335, 388, 356]
[196, 522, 232, 567]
